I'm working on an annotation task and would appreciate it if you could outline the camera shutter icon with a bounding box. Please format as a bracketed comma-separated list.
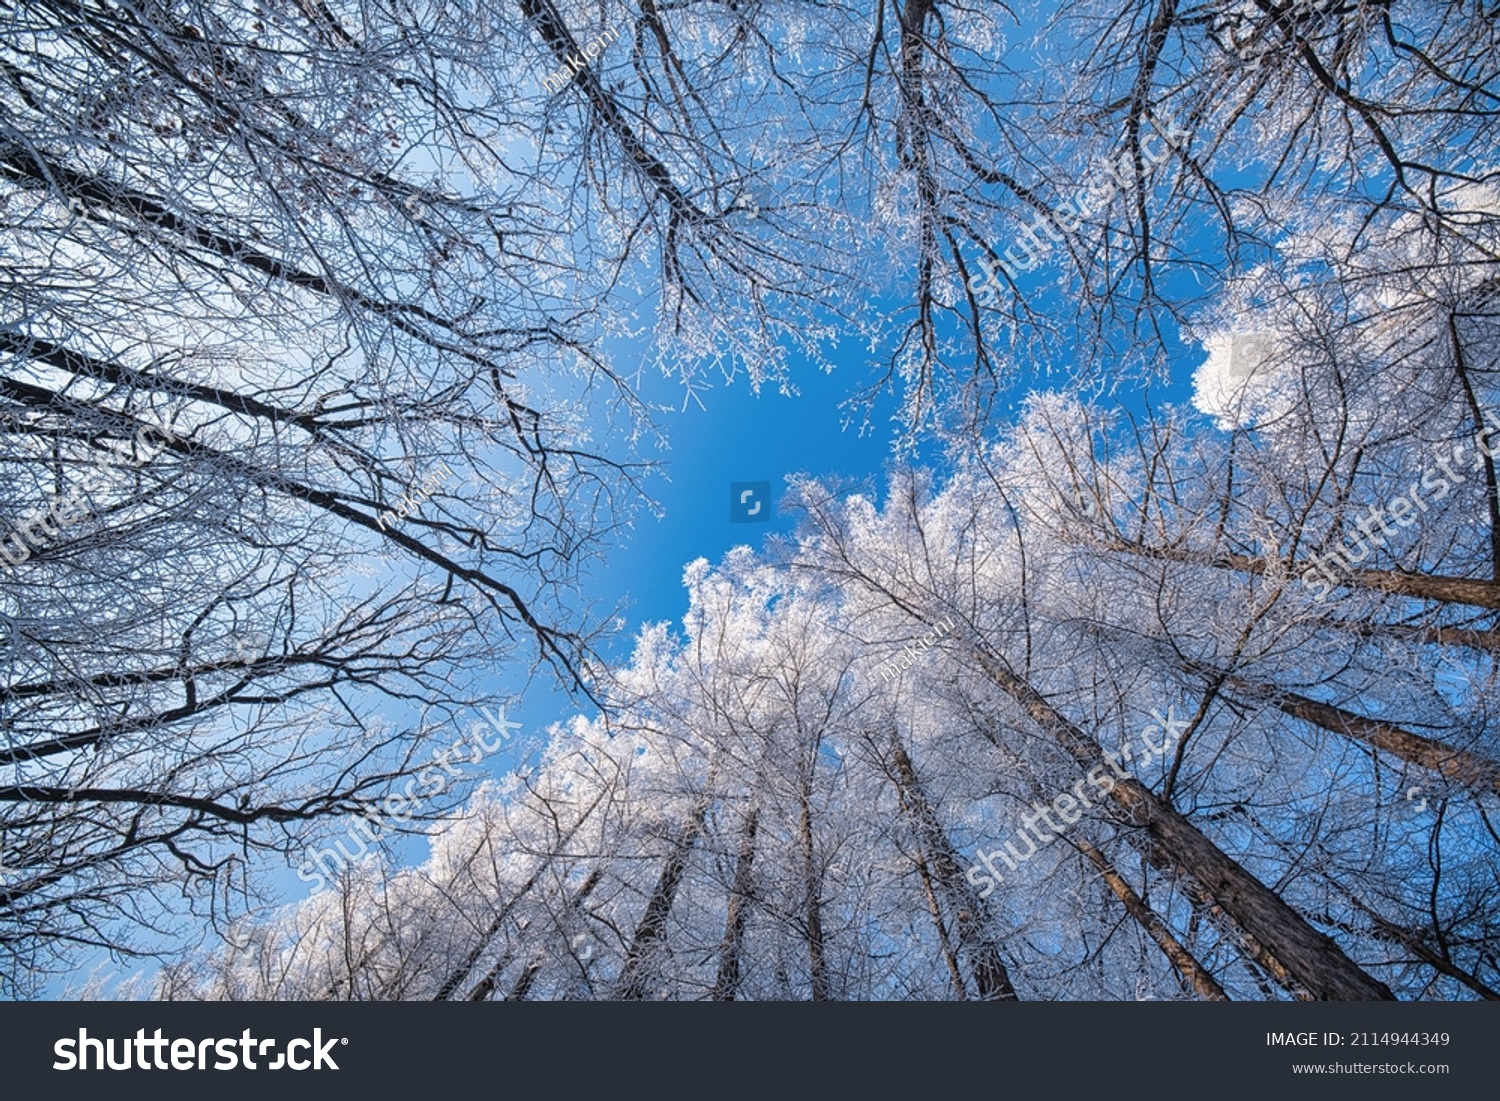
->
[227, 631, 269, 666]
[730, 481, 772, 523]
[1229, 332, 1274, 379]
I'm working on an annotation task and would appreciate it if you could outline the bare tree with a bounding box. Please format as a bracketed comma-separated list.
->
[0, 0, 657, 990]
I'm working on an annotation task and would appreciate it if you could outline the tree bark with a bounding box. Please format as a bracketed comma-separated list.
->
[1221, 673, 1500, 798]
[1073, 836, 1229, 1001]
[613, 796, 712, 1000]
[888, 732, 1019, 1000]
[432, 788, 611, 1001]
[711, 807, 760, 1001]
[1330, 619, 1500, 656]
[1153, 863, 1307, 999]
[503, 960, 543, 1002]
[797, 785, 831, 1001]
[1105, 539, 1500, 611]
[464, 949, 515, 1003]
[468, 869, 604, 1002]
[914, 854, 969, 1000]
[973, 648, 1395, 1000]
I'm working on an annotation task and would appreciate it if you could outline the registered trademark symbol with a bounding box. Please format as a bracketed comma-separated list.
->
[341, 1038, 348, 1045]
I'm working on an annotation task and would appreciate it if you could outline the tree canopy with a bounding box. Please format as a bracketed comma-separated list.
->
[2, 0, 1496, 999]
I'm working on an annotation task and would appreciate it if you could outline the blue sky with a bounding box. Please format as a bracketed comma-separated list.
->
[497, 344, 923, 750]
[65, 269, 1211, 998]
[81, 101, 1222, 988]
[583, 361, 908, 649]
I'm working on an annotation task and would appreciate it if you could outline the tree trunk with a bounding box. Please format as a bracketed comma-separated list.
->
[1152, 861, 1306, 999]
[914, 854, 970, 999]
[973, 648, 1395, 1000]
[711, 807, 760, 1001]
[465, 949, 515, 1003]
[888, 732, 1019, 1000]
[798, 786, 831, 1001]
[432, 787, 611, 1001]
[431, 870, 542, 1002]
[1331, 619, 1500, 656]
[469, 869, 604, 1002]
[1221, 673, 1500, 797]
[1105, 538, 1500, 610]
[612, 796, 712, 1000]
[504, 960, 543, 1002]
[1073, 836, 1229, 1000]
